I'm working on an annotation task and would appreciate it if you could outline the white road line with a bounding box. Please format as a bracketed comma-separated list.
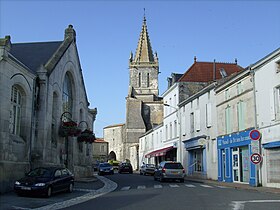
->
[137, 185, 146, 189]
[120, 186, 131, 191]
[200, 184, 213, 188]
[216, 185, 228, 189]
[185, 184, 196, 188]
[231, 200, 280, 210]
[154, 184, 163, 188]
[169, 184, 180, 188]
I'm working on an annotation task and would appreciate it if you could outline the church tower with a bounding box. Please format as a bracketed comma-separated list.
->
[125, 15, 163, 169]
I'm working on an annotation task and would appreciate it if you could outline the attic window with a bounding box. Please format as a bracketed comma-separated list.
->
[220, 68, 227, 78]
[276, 60, 280, 73]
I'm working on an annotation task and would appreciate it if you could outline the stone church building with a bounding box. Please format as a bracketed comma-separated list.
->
[104, 16, 163, 170]
[0, 25, 97, 193]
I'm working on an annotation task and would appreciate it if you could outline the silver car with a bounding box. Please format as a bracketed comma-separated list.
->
[154, 161, 185, 182]
[140, 163, 155, 175]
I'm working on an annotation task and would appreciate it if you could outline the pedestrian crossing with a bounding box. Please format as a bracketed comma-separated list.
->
[120, 184, 228, 191]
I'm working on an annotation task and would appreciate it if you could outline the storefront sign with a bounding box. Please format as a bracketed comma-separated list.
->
[217, 129, 252, 149]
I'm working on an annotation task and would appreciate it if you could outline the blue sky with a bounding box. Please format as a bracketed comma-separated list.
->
[1, 0, 279, 137]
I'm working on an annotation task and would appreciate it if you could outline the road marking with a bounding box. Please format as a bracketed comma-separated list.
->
[185, 184, 195, 188]
[216, 185, 228, 189]
[231, 200, 280, 210]
[200, 184, 213, 188]
[120, 186, 131, 191]
[169, 184, 180, 188]
[154, 184, 163, 188]
[137, 185, 146, 189]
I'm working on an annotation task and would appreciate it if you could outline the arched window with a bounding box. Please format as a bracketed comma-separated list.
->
[9, 86, 22, 135]
[62, 73, 73, 115]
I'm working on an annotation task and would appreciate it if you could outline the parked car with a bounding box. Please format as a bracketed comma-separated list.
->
[14, 167, 74, 197]
[154, 161, 185, 182]
[118, 162, 133, 174]
[98, 162, 114, 175]
[140, 163, 155, 175]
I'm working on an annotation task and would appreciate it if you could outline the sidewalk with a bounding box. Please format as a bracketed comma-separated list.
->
[184, 176, 280, 194]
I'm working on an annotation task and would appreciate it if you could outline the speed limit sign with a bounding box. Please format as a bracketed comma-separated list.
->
[250, 153, 262, 164]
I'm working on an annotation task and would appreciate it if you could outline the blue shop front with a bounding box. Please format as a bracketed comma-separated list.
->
[217, 129, 257, 186]
[183, 135, 207, 178]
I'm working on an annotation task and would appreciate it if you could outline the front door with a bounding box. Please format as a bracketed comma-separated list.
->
[232, 148, 240, 182]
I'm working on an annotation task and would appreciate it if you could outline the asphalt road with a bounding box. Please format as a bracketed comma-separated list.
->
[64, 173, 280, 210]
[1, 172, 280, 210]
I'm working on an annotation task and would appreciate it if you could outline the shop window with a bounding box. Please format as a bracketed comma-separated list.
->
[9, 86, 22, 135]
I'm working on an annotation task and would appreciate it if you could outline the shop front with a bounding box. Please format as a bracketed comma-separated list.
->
[145, 146, 177, 166]
[183, 135, 207, 177]
[217, 129, 257, 186]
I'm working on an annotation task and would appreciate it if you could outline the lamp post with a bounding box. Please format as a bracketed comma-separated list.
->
[163, 103, 182, 162]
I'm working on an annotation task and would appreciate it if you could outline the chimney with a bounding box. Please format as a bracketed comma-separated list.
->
[213, 59, 216, 81]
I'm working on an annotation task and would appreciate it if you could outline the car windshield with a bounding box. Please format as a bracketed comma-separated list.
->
[27, 168, 52, 177]
[100, 163, 111, 167]
[164, 163, 183, 169]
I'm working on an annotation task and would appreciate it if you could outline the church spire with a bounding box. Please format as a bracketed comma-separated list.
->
[132, 13, 156, 64]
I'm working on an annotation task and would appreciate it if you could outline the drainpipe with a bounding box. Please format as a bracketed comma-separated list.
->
[29, 77, 37, 170]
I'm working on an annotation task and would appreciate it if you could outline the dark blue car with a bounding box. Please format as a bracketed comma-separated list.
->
[14, 167, 74, 197]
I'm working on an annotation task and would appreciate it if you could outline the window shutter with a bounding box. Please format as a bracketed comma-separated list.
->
[206, 103, 212, 127]
[195, 109, 200, 131]
[270, 89, 276, 120]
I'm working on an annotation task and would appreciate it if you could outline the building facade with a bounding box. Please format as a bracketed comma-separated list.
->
[251, 47, 280, 188]
[0, 25, 97, 193]
[92, 138, 109, 164]
[215, 69, 257, 186]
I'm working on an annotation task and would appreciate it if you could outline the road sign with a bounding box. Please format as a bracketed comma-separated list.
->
[250, 153, 262, 164]
[251, 141, 259, 153]
[250, 129, 261, 141]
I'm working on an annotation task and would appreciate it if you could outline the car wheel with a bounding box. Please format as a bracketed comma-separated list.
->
[154, 175, 157, 181]
[130, 171, 133, 174]
[68, 183, 73, 193]
[140, 171, 142, 175]
[46, 186, 52, 198]
[159, 176, 164, 182]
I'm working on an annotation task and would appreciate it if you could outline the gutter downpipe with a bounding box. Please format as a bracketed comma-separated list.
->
[250, 66, 261, 187]
[29, 77, 36, 170]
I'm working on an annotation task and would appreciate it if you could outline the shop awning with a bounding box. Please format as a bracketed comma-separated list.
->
[145, 146, 174, 158]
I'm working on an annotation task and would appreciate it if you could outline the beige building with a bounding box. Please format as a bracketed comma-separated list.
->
[92, 138, 109, 164]
[0, 25, 97, 193]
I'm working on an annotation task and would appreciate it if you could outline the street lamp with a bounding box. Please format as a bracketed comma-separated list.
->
[163, 103, 182, 162]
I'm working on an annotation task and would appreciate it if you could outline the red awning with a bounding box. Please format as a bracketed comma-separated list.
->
[145, 146, 174, 158]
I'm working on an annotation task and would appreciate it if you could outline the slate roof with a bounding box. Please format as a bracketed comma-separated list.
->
[178, 61, 244, 83]
[10, 41, 63, 73]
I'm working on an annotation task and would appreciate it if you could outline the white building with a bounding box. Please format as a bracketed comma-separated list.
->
[251, 47, 280, 188]
[180, 83, 218, 180]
